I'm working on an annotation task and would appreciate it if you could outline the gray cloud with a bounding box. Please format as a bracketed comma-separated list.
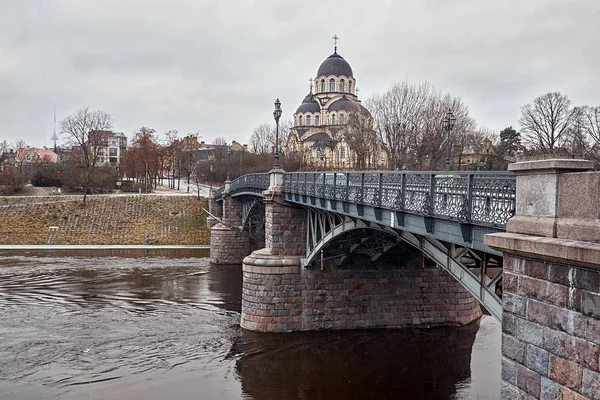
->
[1, 0, 598, 147]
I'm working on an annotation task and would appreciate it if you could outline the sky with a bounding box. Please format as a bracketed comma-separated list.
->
[1, 0, 599, 148]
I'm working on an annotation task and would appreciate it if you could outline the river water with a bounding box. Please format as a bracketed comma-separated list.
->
[0, 249, 500, 400]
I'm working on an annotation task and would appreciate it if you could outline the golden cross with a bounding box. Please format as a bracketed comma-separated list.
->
[332, 34, 339, 52]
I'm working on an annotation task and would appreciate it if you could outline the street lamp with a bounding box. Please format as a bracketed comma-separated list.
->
[273, 98, 282, 168]
[226, 145, 231, 182]
[443, 109, 456, 171]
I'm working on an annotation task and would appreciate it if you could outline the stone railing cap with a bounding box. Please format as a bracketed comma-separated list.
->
[508, 158, 593, 173]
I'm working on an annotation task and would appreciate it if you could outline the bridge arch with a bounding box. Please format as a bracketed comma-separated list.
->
[301, 207, 503, 320]
[302, 208, 401, 268]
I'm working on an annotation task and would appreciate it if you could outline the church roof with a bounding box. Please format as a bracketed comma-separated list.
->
[317, 52, 354, 78]
[328, 96, 355, 112]
[295, 92, 320, 114]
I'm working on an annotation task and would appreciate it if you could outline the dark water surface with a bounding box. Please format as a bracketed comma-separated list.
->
[0, 249, 500, 399]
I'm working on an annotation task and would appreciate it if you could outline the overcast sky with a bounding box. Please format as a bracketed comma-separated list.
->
[1, 0, 598, 147]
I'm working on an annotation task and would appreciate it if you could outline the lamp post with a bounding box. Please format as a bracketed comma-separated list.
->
[226, 145, 231, 182]
[443, 109, 456, 171]
[273, 98, 282, 168]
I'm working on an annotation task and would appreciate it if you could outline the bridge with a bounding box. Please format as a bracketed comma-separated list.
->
[208, 158, 600, 400]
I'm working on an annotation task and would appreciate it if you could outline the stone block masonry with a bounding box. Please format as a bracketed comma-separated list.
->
[496, 255, 600, 399]
[209, 193, 251, 264]
[240, 255, 481, 332]
[487, 158, 600, 399]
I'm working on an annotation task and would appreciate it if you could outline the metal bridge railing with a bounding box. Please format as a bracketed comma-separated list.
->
[213, 173, 270, 200]
[282, 170, 516, 228]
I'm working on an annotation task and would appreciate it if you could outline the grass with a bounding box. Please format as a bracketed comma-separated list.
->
[0, 195, 210, 245]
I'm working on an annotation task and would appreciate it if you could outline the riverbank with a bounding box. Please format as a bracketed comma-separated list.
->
[0, 194, 209, 245]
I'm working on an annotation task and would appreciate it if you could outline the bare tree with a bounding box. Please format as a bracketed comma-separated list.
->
[519, 92, 577, 155]
[341, 104, 378, 169]
[60, 107, 114, 205]
[365, 81, 478, 170]
[578, 106, 600, 147]
[250, 124, 274, 154]
[213, 136, 227, 146]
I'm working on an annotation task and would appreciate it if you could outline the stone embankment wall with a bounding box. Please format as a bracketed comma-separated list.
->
[0, 195, 209, 245]
[485, 159, 600, 400]
[240, 258, 481, 332]
[500, 256, 600, 399]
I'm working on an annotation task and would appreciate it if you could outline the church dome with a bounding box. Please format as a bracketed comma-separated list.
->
[316, 52, 354, 78]
[295, 93, 320, 114]
[327, 97, 355, 112]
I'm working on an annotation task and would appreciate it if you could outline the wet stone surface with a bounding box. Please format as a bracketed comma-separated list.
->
[0, 249, 501, 399]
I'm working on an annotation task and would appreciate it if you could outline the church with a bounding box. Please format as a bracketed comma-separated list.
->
[286, 38, 383, 170]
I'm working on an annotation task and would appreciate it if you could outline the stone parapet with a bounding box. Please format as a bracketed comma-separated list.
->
[506, 159, 600, 244]
[486, 233, 600, 271]
[241, 251, 481, 333]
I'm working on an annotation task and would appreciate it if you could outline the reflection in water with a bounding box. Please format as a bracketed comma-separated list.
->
[233, 324, 478, 400]
[0, 249, 499, 400]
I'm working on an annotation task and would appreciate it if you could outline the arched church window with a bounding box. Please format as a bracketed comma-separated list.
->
[315, 115, 320, 126]
[329, 78, 335, 92]
[341, 147, 346, 159]
[340, 79, 345, 93]
[349, 81, 353, 93]
[321, 80, 325, 92]
[339, 113, 345, 123]
[298, 116, 303, 125]
[331, 114, 336, 124]
[306, 115, 311, 126]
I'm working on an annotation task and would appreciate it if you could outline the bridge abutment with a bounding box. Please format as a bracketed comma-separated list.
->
[210, 190, 251, 264]
[486, 159, 600, 399]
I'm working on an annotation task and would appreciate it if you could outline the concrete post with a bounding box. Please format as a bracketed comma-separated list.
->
[485, 158, 600, 399]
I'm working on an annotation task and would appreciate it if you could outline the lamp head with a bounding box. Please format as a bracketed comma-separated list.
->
[273, 98, 282, 121]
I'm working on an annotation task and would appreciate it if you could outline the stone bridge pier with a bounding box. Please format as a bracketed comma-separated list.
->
[485, 159, 600, 399]
[209, 181, 252, 264]
[239, 171, 481, 332]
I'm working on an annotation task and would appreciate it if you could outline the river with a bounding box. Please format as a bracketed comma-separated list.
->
[0, 249, 500, 399]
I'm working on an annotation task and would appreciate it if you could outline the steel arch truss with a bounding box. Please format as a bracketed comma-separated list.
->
[397, 230, 503, 321]
[301, 207, 503, 321]
[302, 208, 401, 269]
[241, 197, 265, 241]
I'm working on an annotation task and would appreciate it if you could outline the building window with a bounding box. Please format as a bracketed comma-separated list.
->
[315, 115, 320, 126]
[329, 78, 335, 92]
[331, 114, 336, 124]
[306, 115, 311, 125]
[349, 81, 353, 93]
[341, 147, 346, 159]
[321, 79, 325, 92]
[109, 148, 118, 157]
[339, 113, 345, 123]
[340, 79, 345, 92]
[298, 116, 303, 125]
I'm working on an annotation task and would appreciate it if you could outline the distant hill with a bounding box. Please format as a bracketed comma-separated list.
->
[0, 195, 209, 245]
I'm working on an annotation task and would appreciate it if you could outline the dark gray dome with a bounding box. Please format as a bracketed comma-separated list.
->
[328, 97, 372, 118]
[317, 52, 353, 78]
[295, 93, 320, 114]
[328, 97, 355, 112]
